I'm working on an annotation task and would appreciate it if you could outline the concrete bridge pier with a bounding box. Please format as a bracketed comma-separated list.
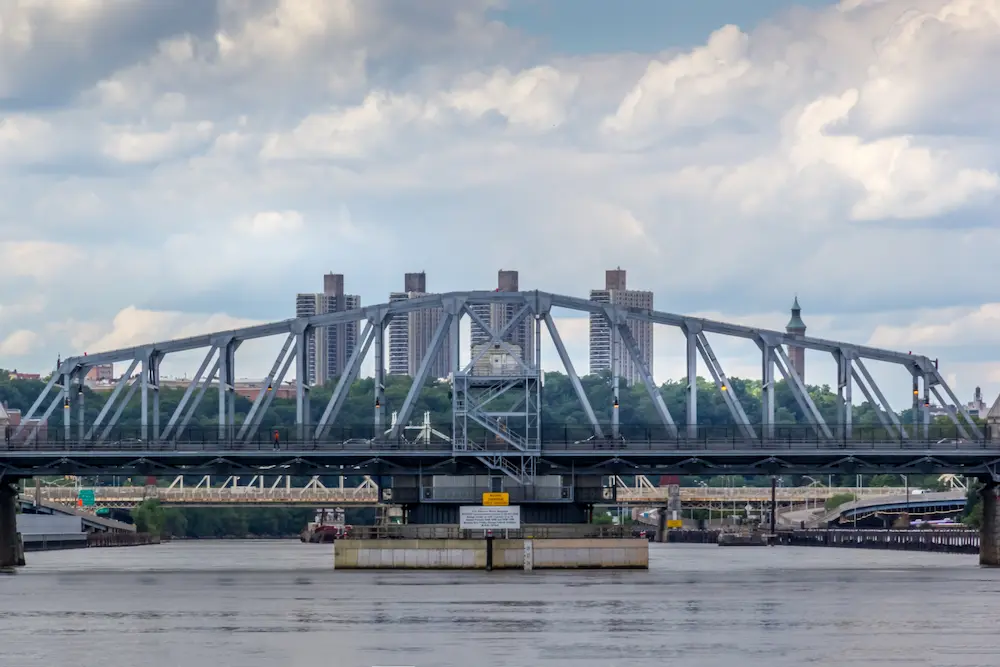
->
[654, 506, 667, 543]
[0, 479, 26, 568]
[980, 482, 1000, 567]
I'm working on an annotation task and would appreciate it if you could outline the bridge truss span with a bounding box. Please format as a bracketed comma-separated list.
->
[3, 290, 991, 483]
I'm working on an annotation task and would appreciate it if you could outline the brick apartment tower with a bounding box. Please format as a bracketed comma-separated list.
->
[588, 268, 653, 386]
[469, 270, 534, 366]
[388, 272, 452, 378]
[785, 296, 806, 381]
[295, 273, 361, 386]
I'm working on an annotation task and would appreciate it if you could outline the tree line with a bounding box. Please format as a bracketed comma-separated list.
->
[1, 368, 972, 436]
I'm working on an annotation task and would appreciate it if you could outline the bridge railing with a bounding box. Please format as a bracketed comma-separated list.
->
[1, 423, 992, 454]
[619, 486, 912, 501]
[37, 486, 381, 505]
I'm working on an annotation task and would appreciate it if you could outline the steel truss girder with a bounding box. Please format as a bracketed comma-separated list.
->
[390, 313, 452, 440]
[693, 330, 755, 440]
[86, 358, 140, 440]
[57, 291, 935, 372]
[773, 343, 833, 441]
[316, 320, 376, 441]
[759, 341, 775, 438]
[607, 309, 677, 438]
[238, 333, 296, 443]
[19, 290, 966, 449]
[852, 357, 906, 440]
[543, 312, 602, 439]
[463, 302, 533, 374]
[930, 369, 983, 439]
[834, 349, 853, 441]
[160, 348, 214, 441]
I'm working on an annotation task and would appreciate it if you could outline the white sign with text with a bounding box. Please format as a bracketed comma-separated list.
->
[459, 505, 521, 530]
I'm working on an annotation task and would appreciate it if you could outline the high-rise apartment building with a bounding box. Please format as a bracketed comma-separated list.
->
[387, 272, 452, 378]
[469, 270, 535, 367]
[589, 268, 653, 385]
[295, 273, 360, 386]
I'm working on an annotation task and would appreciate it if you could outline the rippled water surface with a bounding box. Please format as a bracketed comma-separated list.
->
[2, 541, 999, 666]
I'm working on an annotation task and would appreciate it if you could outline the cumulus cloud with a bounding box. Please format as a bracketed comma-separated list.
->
[63, 306, 263, 356]
[0, 329, 38, 356]
[0, 0, 998, 407]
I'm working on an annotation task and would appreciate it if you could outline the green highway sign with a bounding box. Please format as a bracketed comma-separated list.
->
[78, 489, 95, 507]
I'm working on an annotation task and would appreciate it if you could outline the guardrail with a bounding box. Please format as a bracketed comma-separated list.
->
[622, 486, 912, 502]
[34, 486, 380, 506]
[2, 438, 995, 454]
[817, 490, 968, 524]
[0, 423, 988, 452]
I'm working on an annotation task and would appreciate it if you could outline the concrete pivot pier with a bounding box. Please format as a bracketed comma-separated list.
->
[980, 483, 1000, 567]
[334, 538, 648, 570]
[1, 479, 26, 568]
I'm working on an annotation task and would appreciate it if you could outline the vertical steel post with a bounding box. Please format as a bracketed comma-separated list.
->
[686, 329, 698, 438]
[922, 372, 931, 440]
[77, 373, 85, 443]
[770, 476, 777, 537]
[296, 329, 309, 442]
[63, 372, 71, 444]
[218, 343, 228, 442]
[151, 354, 160, 443]
[374, 318, 385, 435]
[761, 344, 774, 440]
[141, 354, 150, 441]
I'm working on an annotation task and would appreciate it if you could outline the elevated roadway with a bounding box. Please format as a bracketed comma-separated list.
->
[32, 482, 912, 509]
[2, 438, 997, 479]
[17, 496, 136, 533]
[818, 490, 967, 527]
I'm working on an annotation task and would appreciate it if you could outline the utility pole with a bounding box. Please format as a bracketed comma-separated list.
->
[770, 476, 777, 540]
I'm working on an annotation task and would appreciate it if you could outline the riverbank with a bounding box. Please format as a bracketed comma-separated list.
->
[23, 531, 159, 552]
[664, 528, 980, 555]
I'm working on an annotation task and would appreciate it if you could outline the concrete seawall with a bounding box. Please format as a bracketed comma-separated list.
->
[334, 538, 648, 570]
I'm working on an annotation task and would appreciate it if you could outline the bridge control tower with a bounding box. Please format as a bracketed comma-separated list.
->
[450, 297, 543, 492]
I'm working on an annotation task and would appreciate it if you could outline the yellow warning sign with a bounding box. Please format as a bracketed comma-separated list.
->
[482, 492, 510, 506]
[666, 519, 683, 529]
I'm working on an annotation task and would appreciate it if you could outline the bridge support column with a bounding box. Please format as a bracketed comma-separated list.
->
[980, 483, 1000, 567]
[1, 480, 25, 568]
[655, 506, 667, 543]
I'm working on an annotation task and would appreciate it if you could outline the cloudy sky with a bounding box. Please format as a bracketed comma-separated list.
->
[1, 0, 998, 407]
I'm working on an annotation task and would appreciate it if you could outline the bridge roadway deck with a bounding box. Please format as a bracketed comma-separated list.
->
[31, 485, 908, 508]
[2, 438, 998, 477]
[818, 490, 968, 526]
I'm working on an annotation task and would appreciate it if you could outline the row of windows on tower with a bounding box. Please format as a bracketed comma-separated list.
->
[294, 272, 807, 386]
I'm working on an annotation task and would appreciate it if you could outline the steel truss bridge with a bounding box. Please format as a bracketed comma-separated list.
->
[29, 475, 913, 509]
[2, 290, 997, 487]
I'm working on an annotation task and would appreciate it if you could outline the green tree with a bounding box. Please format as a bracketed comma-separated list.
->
[869, 474, 900, 487]
[162, 508, 188, 537]
[133, 499, 165, 535]
[825, 493, 856, 511]
[963, 481, 984, 528]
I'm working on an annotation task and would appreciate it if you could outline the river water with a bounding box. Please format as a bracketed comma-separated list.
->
[2, 541, 998, 667]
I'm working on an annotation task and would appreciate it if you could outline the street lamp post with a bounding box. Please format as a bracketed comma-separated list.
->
[903, 474, 910, 527]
